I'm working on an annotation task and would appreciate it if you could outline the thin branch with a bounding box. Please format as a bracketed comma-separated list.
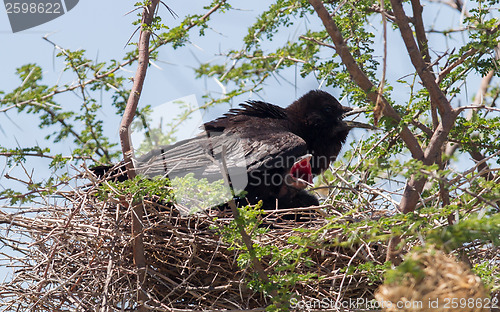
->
[437, 48, 478, 84]
[366, 3, 396, 22]
[373, 0, 388, 126]
[456, 105, 500, 114]
[0, 152, 90, 160]
[299, 35, 336, 49]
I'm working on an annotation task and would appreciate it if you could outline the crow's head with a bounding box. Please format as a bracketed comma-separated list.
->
[286, 90, 351, 138]
[285, 90, 354, 173]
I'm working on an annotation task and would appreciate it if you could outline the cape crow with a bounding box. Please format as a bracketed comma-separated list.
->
[132, 90, 355, 210]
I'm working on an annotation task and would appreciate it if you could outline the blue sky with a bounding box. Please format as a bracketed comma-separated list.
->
[0, 1, 327, 151]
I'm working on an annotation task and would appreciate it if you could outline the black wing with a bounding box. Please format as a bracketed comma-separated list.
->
[204, 101, 287, 132]
[136, 120, 307, 184]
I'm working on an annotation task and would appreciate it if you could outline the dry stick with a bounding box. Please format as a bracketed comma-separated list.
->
[218, 146, 277, 299]
[34, 193, 87, 295]
[334, 245, 363, 307]
[118, 1, 160, 309]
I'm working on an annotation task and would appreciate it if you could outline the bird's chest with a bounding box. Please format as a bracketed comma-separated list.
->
[308, 136, 344, 174]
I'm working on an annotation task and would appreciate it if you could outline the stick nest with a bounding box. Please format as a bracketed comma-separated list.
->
[0, 168, 496, 311]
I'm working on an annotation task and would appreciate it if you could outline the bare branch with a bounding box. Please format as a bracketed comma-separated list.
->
[0, 152, 91, 160]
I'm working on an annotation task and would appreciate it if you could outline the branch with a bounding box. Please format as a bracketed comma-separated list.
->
[118, 1, 160, 310]
[456, 105, 500, 113]
[389, 0, 454, 117]
[0, 152, 91, 160]
[120, 1, 159, 178]
[388, 0, 461, 214]
[445, 70, 495, 162]
[451, 70, 497, 183]
[307, 0, 424, 161]
[437, 48, 478, 84]
[427, 0, 469, 16]
[399, 113, 458, 213]
[410, 0, 431, 64]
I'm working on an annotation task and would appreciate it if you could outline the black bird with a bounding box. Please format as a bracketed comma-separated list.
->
[132, 90, 356, 211]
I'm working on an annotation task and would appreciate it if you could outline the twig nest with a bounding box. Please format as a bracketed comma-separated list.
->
[375, 247, 489, 312]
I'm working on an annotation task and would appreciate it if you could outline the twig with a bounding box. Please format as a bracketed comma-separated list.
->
[373, 0, 388, 126]
[437, 48, 478, 84]
[218, 146, 276, 296]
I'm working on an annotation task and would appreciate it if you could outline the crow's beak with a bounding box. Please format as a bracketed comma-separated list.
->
[339, 107, 379, 130]
[344, 120, 379, 130]
[342, 105, 353, 113]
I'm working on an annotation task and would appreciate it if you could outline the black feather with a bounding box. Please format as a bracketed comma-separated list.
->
[94, 90, 352, 211]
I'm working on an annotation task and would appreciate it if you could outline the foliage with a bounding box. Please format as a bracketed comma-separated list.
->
[169, 173, 235, 214]
[97, 175, 174, 202]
